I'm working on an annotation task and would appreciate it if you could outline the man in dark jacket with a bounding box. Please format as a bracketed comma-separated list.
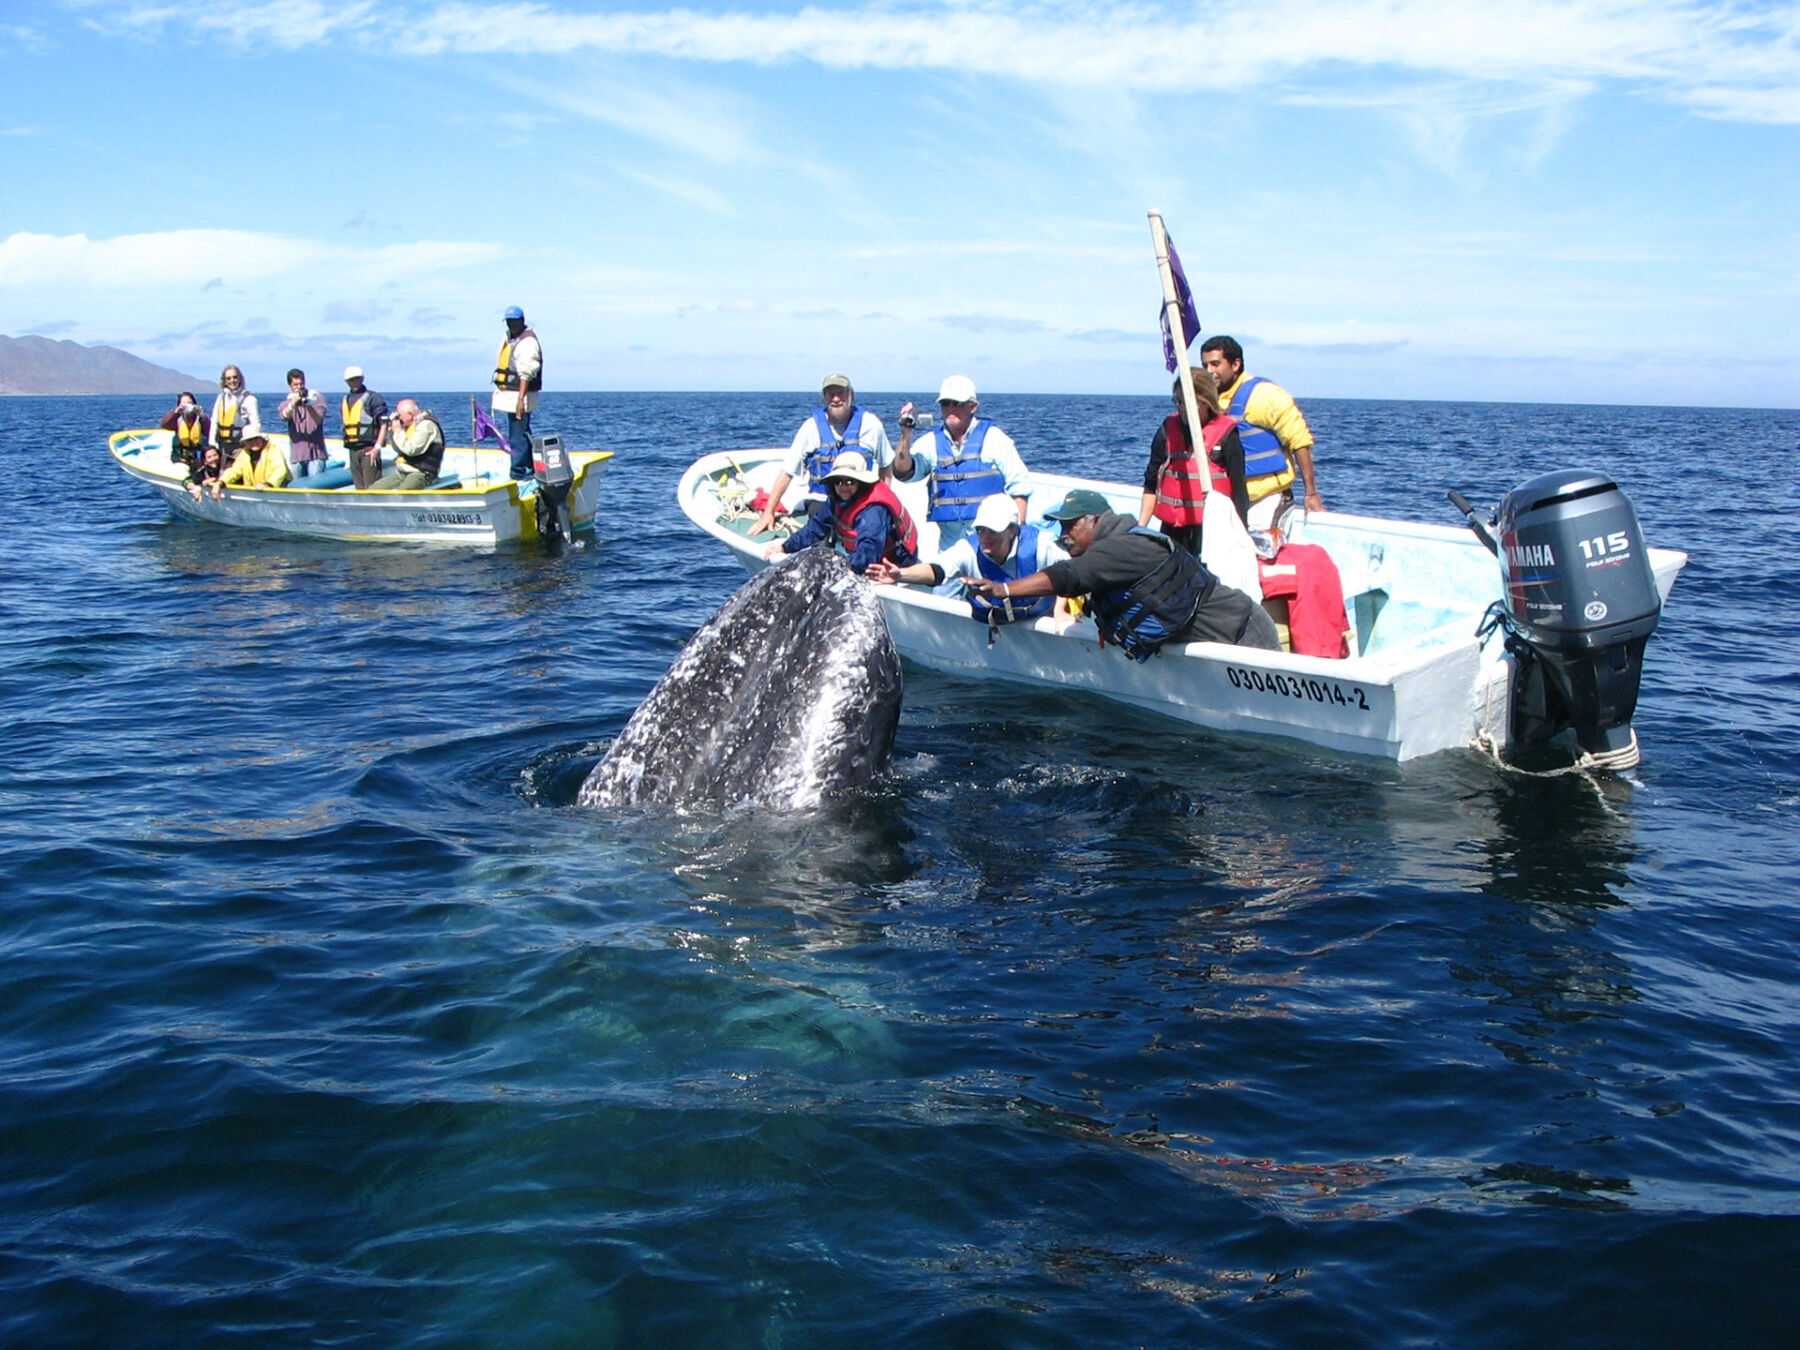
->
[964, 489, 1279, 657]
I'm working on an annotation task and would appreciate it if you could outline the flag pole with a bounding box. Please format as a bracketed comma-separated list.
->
[1148, 209, 1206, 457]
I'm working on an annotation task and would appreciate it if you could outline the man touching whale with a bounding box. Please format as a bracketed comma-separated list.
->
[963, 489, 1280, 658]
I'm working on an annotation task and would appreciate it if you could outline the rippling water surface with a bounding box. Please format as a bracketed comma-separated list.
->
[3, 392, 1798, 1347]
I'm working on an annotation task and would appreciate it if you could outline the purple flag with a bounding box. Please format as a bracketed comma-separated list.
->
[472, 400, 510, 446]
[1160, 234, 1202, 372]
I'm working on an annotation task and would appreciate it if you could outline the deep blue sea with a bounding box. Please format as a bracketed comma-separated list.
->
[3, 391, 1798, 1348]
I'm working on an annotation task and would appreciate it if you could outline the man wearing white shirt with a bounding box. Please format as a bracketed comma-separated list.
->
[891, 375, 1030, 551]
[752, 374, 893, 535]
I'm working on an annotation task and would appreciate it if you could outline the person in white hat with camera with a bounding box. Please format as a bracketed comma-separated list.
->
[891, 375, 1031, 552]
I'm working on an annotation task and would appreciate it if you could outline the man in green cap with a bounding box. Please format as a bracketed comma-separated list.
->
[963, 489, 1279, 658]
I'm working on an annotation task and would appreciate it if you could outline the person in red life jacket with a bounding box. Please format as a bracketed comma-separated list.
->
[1199, 335, 1323, 534]
[761, 451, 920, 576]
[160, 392, 211, 472]
[1137, 367, 1248, 556]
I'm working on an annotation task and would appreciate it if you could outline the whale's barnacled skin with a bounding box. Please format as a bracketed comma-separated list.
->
[578, 549, 903, 810]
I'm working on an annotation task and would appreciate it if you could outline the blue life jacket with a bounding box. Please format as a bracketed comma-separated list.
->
[927, 420, 1006, 522]
[1092, 527, 1214, 661]
[968, 523, 1054, 623]
[1223, 376, 1292, 479]
[806, 407, 866, 494]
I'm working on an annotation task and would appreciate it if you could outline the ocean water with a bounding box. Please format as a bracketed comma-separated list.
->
[2, 391, 1797, 1348]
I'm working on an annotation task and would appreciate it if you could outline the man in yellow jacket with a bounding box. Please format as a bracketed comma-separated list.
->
[212, 425, 290, 498]
[1200, 336, 1323, 533]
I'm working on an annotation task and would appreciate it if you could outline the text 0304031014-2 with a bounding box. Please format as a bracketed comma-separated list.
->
[1226, 666, 1371, 711]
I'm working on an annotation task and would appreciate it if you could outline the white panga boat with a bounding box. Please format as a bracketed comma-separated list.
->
[109, 428, 612, 545]
[677, 449, 1687, 765]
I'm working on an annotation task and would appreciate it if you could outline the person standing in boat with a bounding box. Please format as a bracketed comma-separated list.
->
[1139, 367, 1249, 556]
[891, 375, 1031, 553]
[750, 374, 894, 535]
[208, 366, 259, 463]
[491, 305, 542, 481]
[867, 493, 1068, 626]
[1199, 336, 1323, 536]
[760, 451, 920, 576]
[370, 400, 445, 490]
[160, 392, 210, 473]
[212, 424, 290, 497]
[964, 489, 1279, 657]
[339, 367, 390, 490]
[278, 368, 329, 479]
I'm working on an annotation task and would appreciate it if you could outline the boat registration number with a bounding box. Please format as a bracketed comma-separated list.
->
[411, 511, 483, 526]
[1225, 665, 1370, 711]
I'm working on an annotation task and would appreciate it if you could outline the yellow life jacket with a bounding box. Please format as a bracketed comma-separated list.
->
[493, 330, 542, 392]
[175, 414, 203, 449]
[341, 391, 375, 448]
[216, 396, 243, 448]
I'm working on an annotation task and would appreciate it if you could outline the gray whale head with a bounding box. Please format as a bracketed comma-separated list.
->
[578, 548, 903, 811]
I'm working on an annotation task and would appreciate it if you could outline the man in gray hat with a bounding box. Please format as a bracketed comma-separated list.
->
[963, 489, 1279, 656]
[752, 374, 893, 535]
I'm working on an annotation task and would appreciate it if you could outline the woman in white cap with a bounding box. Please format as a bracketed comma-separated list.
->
[762, 450, 920, 576]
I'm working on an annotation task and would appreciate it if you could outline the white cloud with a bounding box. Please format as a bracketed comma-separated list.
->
[0, 229, 508, 290]
[106, 0, 1800, 123]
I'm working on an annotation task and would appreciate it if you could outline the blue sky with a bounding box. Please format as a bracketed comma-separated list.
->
[3, 0, 1797, 405]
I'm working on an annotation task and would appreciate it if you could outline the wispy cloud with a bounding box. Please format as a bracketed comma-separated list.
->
[0, 229, 507, 290]
[939, 313, 1049, 335]
[107, 0, 1800, 123]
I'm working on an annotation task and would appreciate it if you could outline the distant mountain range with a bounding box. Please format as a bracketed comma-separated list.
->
[0, 335, 205, 395]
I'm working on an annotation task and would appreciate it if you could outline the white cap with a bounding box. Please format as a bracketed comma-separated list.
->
[973, 494, 1018, 534]
[239, 421, 267, 443]
[343, 366, 364, 380]
[937, 374, 977, 404]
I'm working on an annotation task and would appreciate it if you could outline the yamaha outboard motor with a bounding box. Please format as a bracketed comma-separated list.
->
[531, 431, 574, 548]
[1452, 469, 1663, 770]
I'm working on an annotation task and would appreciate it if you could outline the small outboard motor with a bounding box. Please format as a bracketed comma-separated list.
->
[531, 432, 574, 545]
[1452, 469, 1663, 770]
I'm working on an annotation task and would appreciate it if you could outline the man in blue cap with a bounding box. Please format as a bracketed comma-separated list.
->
[491, 305, 542, 480]
[963, 489, 1279, 657]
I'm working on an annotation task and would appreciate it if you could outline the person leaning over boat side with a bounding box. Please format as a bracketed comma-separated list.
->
[750, 373, 894, 535]
[1138, 367, 1249, 556]
[867, 492, 1069, 626]
[370, 400, 444, 490]
[760, 450, 920, 576]
[1199, 336, 1323, 534]
[160, 392, 211, 473]
[212, 424, 290, 498]
[186, 443, 224, 501]
[209, 365, 259, 462]
[491, 305, 542, 481]
[890, 375, 1030, 552]
[964, 489, 1279, 657]
[278, 368, 329, 479]
[340, 366, 390, 490]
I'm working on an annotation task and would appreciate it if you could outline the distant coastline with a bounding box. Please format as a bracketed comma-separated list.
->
[0, 334, 203, 396]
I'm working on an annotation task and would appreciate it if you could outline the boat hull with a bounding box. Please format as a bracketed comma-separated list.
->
[678, 450, 1686, 762]
[111, 428, 612, 545]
